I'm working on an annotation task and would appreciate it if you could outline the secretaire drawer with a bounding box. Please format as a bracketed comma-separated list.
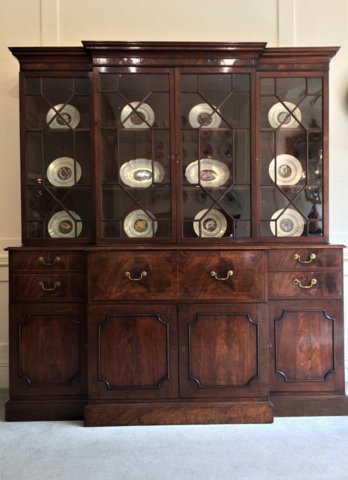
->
[268, 248, 342, 271]
[90, 251, 178, 300]
[10, 250, 85, 272]
[269, 271, 342, 299]
[179, 251, 266, 301]
[11, 274, 85, 302]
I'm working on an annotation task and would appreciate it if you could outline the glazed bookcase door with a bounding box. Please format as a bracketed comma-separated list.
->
[259, 74, 326, 241]
[179, 71, 252, 241]
[23, 74, 92, 243]
[96, 69, 174, 242]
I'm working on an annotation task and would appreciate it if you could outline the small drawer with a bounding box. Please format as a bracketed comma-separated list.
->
[179, 251, 266, 301]
[268, 248, 342, 271]
[269, 271, 342, 299]
[10, 251, 85, 272]
[11, 274, 85, 302]
[90, 251, 178, 301]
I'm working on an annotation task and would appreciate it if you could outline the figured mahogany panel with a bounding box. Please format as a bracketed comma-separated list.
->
[9, 303, 86, 397]
[88, 304, 178, 399]
[98, 313, 168, 389]
[269, 271, 342, 299]
[275, 309, 334, 382]
[179, 251, 265, 301]
[179, 304, 269, 398]
[90, 251, 178, 300]
[268, 248, 342, 271]
[11, 274, 85, 302]
[269, 301, 345, 393]
[190, 313, 258, 386]
[10, 250, 85, 272]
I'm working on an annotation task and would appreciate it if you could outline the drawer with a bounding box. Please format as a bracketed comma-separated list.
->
[268, 248, 342, 271]
[90, 251, 178, 300]
[11, 274, 85, 302]
[10, 251, 85, 272]
[179, 251, 266, 301]
[269, 271, 342, 299]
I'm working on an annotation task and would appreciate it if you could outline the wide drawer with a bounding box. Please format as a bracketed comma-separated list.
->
[269, 271, 342, 299]
[11, 274, 85, 302]
[10, 251, 85, 272]
[90, 251, 178, 300]
[179, 251, 266, 301]
[268, 248, 342, 271]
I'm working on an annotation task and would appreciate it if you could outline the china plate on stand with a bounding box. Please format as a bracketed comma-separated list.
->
[47, 157, 82, 187]
[270, 208, 304, 236]
[120, 159, 165, 188]
[48, 210, 82, 238]
[46, 104, 80, 129]
[120, 102, 155, 128]
[193, 208, 227, 237]
[185, 158, 230, 187]
[123, 209, 158, 237]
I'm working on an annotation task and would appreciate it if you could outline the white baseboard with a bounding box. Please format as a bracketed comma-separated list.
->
[0, 343, 9, 389]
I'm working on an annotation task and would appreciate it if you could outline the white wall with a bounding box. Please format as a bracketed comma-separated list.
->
[0, 0, 347, 387]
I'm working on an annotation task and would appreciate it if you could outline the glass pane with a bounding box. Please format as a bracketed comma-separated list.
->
[260, 76, 324, 238]
[99, 71, 171, 240]
[27, 186, 91, 239]
[24, 76, 92, 241]
[181, 72, 251, 240]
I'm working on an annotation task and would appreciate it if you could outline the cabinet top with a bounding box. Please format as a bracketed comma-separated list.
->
[9, 41, 339, 70]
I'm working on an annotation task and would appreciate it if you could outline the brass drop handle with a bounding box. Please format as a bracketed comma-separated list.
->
[293, 278, 317, 289]
[38, 256, 61, 266]
[210, 270, 234, 281]
[38, 280, 62, 292]
[124, 271, 148, 281]
[293, 253, 316, 264]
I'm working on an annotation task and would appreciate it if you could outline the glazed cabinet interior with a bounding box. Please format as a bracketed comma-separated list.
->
[6, 42, 347, 426]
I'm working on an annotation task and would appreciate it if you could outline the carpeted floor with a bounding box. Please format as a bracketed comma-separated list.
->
[1, 389, 348, 480]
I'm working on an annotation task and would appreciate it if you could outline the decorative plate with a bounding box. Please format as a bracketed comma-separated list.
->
[268, 101, 301, 129]
[120, 159, 165, 188]
[48, 210, 82, 238]
[193, 208, 227, 237]
[47, 157, 82, 187]
[268, 154, 303, 185]
[46, 104, 80, 129]
[188, 103, 221, 128]
[123, 209, 158, 237]
[185, 158, 230, 187]
[120, 102, 155, 128]
[270, 208, 304, 237]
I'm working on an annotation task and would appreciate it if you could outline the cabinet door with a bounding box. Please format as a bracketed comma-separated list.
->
[259, 74, 326, 240]
[269, 300, 345, 393]
[96, 68, 174, 242]
[9, 303, 86, 397]
[178, 304, 269, 398]
[22, 74, 92, 242]
[180, 71, 252, 241]
[88, 304, 178, 399]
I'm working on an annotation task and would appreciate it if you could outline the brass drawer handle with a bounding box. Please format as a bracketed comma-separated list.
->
[38, 280, 62, 292]
[293, 278, 317, 289]
[124, 271, 148, 281]
[210, 270, 234, 281]
[38, 256, 61, 266]
[293, 253, 316, 264]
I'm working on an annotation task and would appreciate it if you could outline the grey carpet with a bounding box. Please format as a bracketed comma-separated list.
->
[1, 390, 348, 480]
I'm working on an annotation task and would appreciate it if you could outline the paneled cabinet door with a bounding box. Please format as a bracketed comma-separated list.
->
[9, 303, 86, 397]
[88, 304, 178, 399]
[178, 303, 269, 398]
[269, 300, 345, 393]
